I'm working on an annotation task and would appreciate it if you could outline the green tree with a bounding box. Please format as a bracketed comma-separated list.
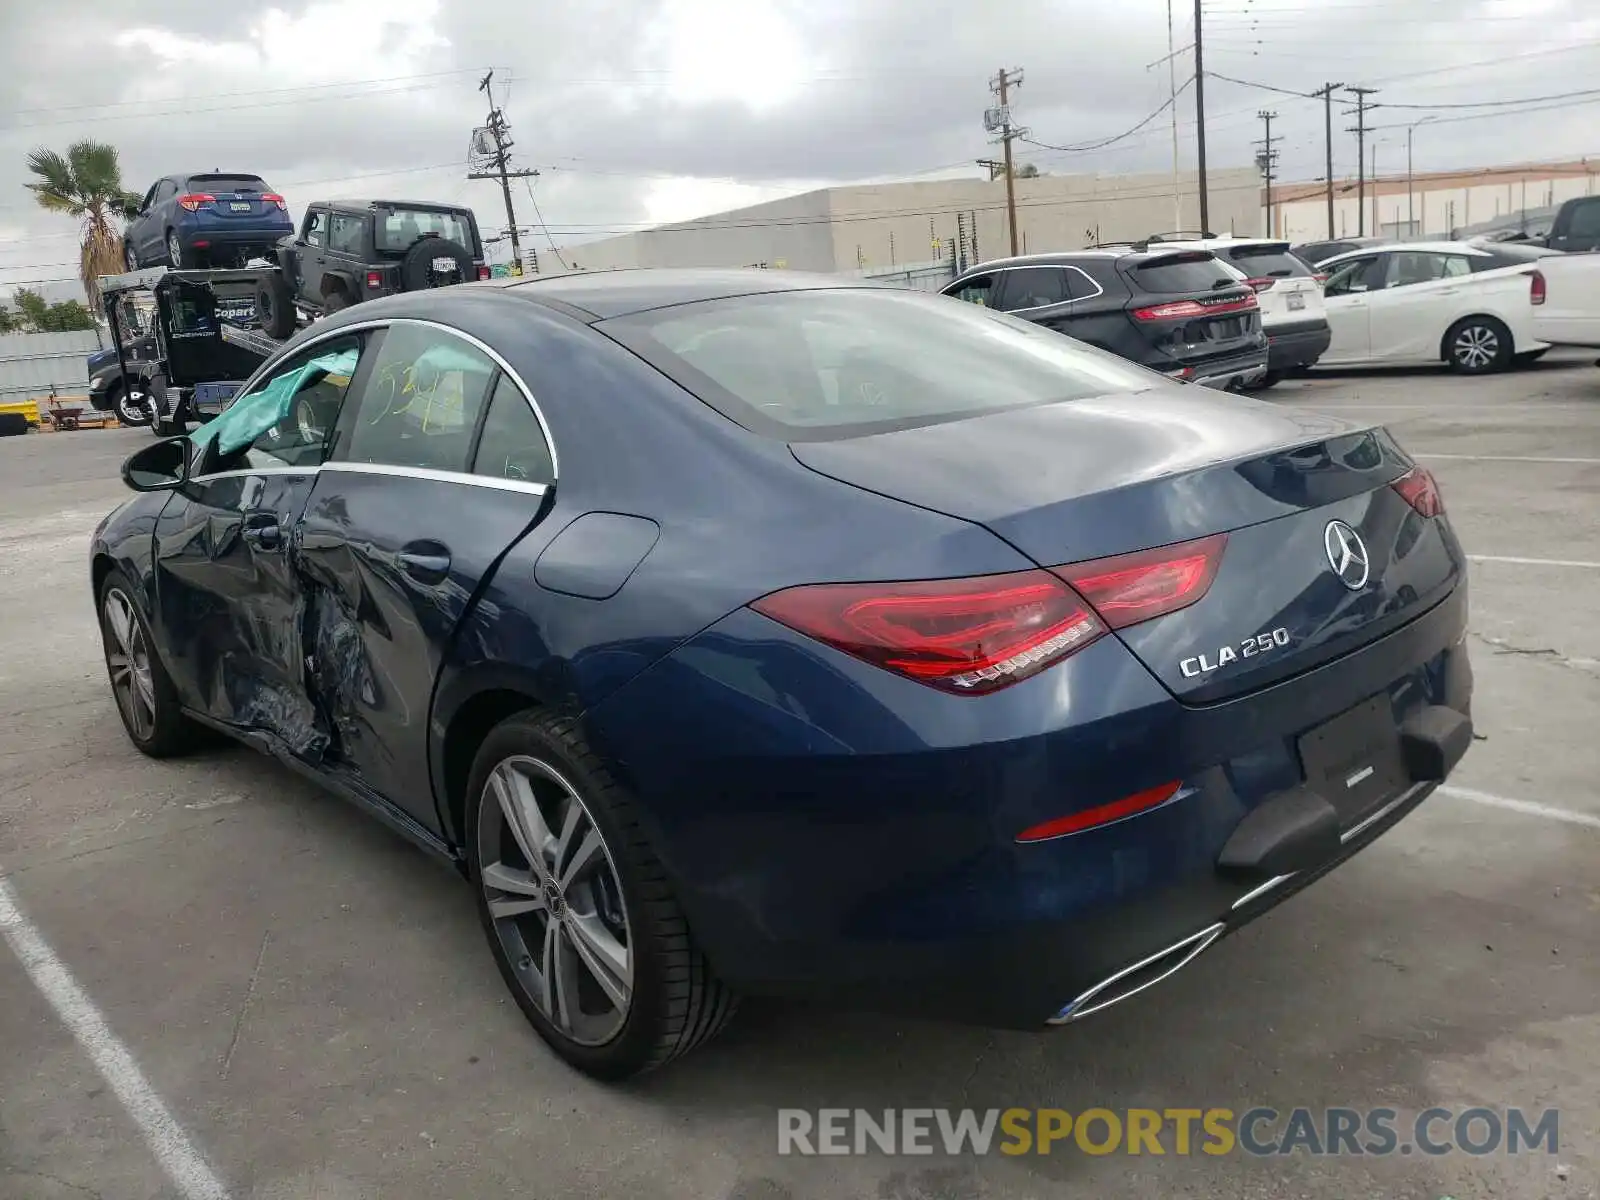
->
[44, 301, 96, 332]
[23, 140, 142, 317]
[1016, 163, 1042, 179]
[13, 287, 50, 329]
[0, 302, 15, 334]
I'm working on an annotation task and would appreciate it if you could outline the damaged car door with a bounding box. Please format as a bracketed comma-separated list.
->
[150, 333, 369, 756]
[294, 320, 554, 834]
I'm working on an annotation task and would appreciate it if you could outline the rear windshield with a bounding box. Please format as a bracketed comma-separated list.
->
[1220, 245, 1314, 279]
[188, 175, 266, 193]
[598, 288, 1159, 441]
[375, 207, 476, 253]
[1130, 254, 1240, 294]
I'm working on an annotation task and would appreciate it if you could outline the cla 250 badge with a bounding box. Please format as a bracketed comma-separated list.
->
[1180, 627, 1292, 678]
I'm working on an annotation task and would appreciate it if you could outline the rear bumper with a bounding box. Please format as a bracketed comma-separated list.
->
[591, 578, 1473, 1030]
[1266, 319, 1332, 371]
[1168, 346, 1271, 390]
[177, 224, 292, 253]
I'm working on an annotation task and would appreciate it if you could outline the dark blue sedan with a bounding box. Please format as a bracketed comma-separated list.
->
[92, 269, 1475, 1079]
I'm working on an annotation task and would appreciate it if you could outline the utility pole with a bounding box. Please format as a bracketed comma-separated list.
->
[976, 158, 1007, 182]
[1312, 82, 1344, 239]
[987, 68, 1026, 255]
[1344, 86, 1378, 236]
[1194, 0, 1209, 232]
[1255, 110, 1281, 237]
[467, 71, 539, 275]
[1167, 0, 1182, 228]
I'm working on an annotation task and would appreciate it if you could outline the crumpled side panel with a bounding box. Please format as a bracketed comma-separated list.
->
[210, 590, 331, 762]
[305, 578, 380, 756]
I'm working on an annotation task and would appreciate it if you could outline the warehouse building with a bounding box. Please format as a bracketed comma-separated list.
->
[1268, 158, 1600, 243]
[544, 167, 1263, 279]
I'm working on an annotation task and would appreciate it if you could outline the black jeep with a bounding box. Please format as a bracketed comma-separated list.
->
[256, 199, 489, 337]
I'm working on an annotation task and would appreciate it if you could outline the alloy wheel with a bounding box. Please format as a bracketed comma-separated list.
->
[103, 588, 156, 741]
[477, 756, 634, 1046]
[1453, 324, 1499, 371]
[167, 232, 183, 268]
[116, 387, 149, 425]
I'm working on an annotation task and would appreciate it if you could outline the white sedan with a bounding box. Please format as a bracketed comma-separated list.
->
[1316, 240, 1555, 374]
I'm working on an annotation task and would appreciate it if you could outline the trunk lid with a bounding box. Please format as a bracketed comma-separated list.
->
[789, 389, 1464, 704]
[1119, 251, 1266, 367]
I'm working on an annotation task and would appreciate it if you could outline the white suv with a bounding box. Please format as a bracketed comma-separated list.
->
[1148, 238, 1330, 388]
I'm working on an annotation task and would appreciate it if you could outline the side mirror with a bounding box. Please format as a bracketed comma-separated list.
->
[121, 437, 192, 493]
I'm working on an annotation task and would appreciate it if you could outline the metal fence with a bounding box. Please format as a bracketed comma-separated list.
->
[847, 258, 958, 293]
[0, 330, 104, 401]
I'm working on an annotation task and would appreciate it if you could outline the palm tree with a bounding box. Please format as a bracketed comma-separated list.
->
[24, 141, 143, 317]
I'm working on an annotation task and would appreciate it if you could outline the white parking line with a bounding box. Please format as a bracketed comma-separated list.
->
[1468, 555, 1600, 569]
[1441, 785, 1600, 831]
[1416, 453, 1600, 465]
[0, 876, 231, 1200]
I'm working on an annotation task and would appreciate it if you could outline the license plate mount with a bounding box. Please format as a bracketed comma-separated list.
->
[1287, 292, 1306, 310]
[1296, 695, 1410, 826]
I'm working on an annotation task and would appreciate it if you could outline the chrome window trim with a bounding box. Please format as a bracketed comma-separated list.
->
[187, 459, 550, 498]
[995, 264, 1104, 315]
[228, 315, 559, 481]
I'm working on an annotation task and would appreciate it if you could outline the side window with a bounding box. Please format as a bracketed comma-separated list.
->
[472, 376, 555, 485]
[1324, 255, 1384, 297]
[1386, 251, 1469, 289]
[199, 335, 364, 472]
[1567, 200, 1600, 239]
[338, 323, 497, 473]
[947, 274, 996, 306]
[329, 214, 364, 255]
[141, 184, 160, 212]
[1440, 255, 1474, 278]
[304, 211, 326, 247]
[157, 180, 178, 203]
[998, 268, 1071, 312]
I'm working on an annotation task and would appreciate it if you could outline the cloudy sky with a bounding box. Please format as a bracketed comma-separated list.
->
[3, 0, 1599, 300]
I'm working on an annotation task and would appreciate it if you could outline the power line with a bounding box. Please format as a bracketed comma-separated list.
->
[1021, 77, 1195, 153]
[522, 178, 570, 271]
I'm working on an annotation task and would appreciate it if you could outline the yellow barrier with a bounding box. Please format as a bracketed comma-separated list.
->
[0, 399, 42, 425]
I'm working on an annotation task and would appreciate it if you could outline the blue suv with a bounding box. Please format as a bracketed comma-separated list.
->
[124, 172, 293, 270]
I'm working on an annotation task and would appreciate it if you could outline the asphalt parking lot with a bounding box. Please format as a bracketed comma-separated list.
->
[1, 356, 1597, 1200]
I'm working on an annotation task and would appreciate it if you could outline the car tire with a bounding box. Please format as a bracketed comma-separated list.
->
[256, 274, 298, 340]
[124, 240, 139, 271]
[1444, 316, 1512, 374]
[465, 709, 738, 1080]
[97, 571, 206, 758]
[1252, 371, 1283, 390]
[110, 381, 151, 427]
[166, 231, 191, 270]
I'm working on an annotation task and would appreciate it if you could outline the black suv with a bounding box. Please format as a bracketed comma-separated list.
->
[941, 248, 1269, 389]
[257, 199, 489, 337]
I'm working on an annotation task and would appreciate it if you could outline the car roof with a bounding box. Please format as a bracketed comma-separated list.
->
[951, 246, 1217, 280]
[502, 267, 879, 319]
[311, 198, 473, 213]
[1320, 240, 1490, 265]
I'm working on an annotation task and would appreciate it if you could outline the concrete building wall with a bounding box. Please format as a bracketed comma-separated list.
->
[547, 168, 1263, 276]
[1268, 160, 1600, 243]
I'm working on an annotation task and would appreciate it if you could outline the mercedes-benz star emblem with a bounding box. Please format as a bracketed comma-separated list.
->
[1324, 520, 1371, 591]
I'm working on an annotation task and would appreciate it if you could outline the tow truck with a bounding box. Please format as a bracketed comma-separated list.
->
[98, 265, 296, 436]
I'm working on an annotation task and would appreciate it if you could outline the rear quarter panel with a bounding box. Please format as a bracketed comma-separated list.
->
[1532, 253, 1600, 347]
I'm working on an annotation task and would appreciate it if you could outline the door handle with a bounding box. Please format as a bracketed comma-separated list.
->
[397, 541, 451, 583]
[241, 512, 281, 550]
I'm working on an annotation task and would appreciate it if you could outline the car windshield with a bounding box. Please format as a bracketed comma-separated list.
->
[188, 175, 266, 194]
[374, 208, 475, 253]
[1222, 245, 1314, 279]
[598, 287, 1159, 441]
[1131, 254, 1240, 293]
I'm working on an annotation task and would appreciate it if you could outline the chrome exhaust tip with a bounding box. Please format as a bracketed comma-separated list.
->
[1048, 922, 1226, 1025]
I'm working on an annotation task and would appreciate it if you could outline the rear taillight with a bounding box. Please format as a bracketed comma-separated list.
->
[1391, 466, 1444, 517]
[1244, 277, 1277, 293]
[366, 270, 384, 290]
[1132, 294, 1259, 321]
[177, 193, 215, 212]
[260, 193, 287, 211]
[477, 265, 491, 280]
[750, 570, 1107, 694]
[1054, 533, 1228, 630]
[1529, 269, 1547, 305]
[751, 534, 1228, 694]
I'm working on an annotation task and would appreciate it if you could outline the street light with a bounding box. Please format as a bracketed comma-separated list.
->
[1407, 116, 1438, 237]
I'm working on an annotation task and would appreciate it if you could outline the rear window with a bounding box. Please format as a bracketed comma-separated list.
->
[1220, 245, 1314, 279]
[375, 207, 477, 254]
[1129, 254, 1240, 294]
[600, 288, 1159, 441]
[188, 175, 267, 193]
